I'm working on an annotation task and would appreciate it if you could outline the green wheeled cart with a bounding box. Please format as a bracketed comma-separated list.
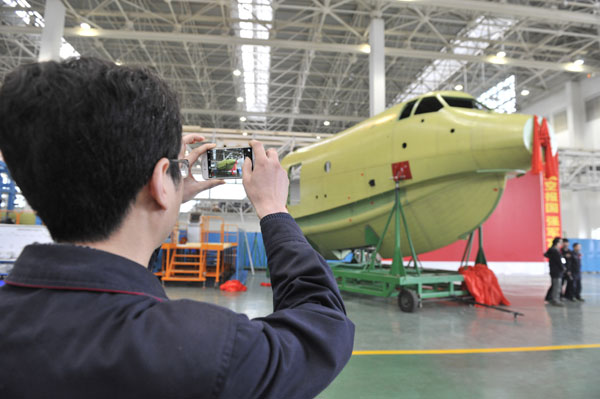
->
[330, 180, 469, 312]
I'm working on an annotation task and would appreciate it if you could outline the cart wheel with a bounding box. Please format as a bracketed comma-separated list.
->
[398, 289, 419, 313]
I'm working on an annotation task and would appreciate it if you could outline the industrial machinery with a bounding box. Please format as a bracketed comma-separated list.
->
[281, 91, 555, 311]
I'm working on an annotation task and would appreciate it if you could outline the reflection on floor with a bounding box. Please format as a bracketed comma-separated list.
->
[164, 273, 600, 399]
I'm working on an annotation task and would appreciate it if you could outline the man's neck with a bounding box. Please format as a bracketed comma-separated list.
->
[74, 190, 173, 267]
[77, 214, 160, 267]
[82, 237, 154, 267]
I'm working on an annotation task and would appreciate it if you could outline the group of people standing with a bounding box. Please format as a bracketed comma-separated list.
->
[544, 237, 584, 306]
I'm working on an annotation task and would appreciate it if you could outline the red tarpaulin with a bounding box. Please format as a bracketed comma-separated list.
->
[458, 264, 511, 306]
[219, 280, 247, 292]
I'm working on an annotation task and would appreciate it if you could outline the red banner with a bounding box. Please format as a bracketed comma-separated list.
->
[542, 173, 562, 250]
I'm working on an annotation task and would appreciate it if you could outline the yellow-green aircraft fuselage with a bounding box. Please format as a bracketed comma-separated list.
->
[281, 91, 553, 259]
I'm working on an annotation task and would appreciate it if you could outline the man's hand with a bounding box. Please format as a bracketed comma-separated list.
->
[242, 140, 289, 219]
[179, 134, 225, 203]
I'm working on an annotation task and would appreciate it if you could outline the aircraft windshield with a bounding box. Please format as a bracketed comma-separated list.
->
[443, 96, 490, 111]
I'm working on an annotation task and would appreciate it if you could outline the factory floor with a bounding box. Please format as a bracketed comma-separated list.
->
[164, 273, 600, 399]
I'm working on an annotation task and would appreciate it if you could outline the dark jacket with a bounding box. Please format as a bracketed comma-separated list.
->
[571, 251, 582, 276]
[0, 213, 355, 399]
[544, 246, 566, 278]
[561, 248, 573, 272]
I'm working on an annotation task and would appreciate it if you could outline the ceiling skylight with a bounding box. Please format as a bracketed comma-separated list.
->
[3, 0, 80, 59]
[235, 0, 273, 123]
[477, 74, 516, 114]
[394, 16, 514, 103]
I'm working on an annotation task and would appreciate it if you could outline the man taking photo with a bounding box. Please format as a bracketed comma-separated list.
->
[0, 57, 354, 398]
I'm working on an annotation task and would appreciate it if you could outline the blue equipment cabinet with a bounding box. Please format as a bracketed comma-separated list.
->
[0, 161, 17, 210]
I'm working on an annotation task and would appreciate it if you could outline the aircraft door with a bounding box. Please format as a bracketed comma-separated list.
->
[288, 163, 302, 206]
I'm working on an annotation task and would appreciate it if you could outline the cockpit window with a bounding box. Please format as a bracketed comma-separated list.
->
[443, 96, 490, 111]
[414, 96, 444, 115]
[399, 99, 417, 120]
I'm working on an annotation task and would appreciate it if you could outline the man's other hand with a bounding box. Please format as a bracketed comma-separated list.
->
[179, 134, 225, 203]
[242, 140, 289, 219]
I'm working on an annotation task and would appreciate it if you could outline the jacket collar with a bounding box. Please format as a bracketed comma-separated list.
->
[6, 244, 167, 301]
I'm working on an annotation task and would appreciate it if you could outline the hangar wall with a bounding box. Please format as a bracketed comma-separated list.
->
[560, 190, 600, 239]
[521, 75, 600, 150]
[522, 75, 600, 240]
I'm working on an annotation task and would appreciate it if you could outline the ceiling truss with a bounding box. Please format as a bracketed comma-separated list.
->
[0, 0, 598, 136]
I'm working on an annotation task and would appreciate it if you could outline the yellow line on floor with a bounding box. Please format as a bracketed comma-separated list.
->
[352, 344, 600, 356]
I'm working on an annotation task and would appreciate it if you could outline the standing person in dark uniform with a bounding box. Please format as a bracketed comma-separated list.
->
[571, 243, 585, 302]
[544, 237, 566, 306]
[561, 238, 574, 300]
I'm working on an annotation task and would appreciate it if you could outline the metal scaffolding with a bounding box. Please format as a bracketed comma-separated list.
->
[559, 149, 600, 192]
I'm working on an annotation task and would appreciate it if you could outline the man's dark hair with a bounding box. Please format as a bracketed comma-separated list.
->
[0, 57, 182, 242]
[552, 237, 562, 247]
[562, 238, 569, 243]
[573, 242, 580, 248]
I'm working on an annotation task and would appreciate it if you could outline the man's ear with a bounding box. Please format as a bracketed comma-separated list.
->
[149, 158, 172, 210]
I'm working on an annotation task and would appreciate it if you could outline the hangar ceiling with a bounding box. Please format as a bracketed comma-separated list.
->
[1, 0, 599, 144]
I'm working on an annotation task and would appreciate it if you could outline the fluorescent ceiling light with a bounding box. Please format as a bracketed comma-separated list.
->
[454, 84, 464, 91]
[565, 62, 584, 72]
[239, 116, 247, 122]
[242, 131, 248, 136]
[236, 96, 244, 103]
[488, 55, 508, 64]
[520, 89, 530, 96]
[233, 69, 242, 76]
[80, 22, 91, 30]
[496, 51, 506, 58]
[359, 44, 371, 54]
[323, 120, 330, 126]
[574, 59, 584, 66]
[78, 28, 98, 37]
[316, 136, 321, 139]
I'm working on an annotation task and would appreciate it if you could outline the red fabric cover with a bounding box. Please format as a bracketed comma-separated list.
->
[260, 282, 272, 287]
[531, 116, 558, 178]
[458, 264, 511, 306]
[531, 116, 542, 175]
[219, 280, 247, 292]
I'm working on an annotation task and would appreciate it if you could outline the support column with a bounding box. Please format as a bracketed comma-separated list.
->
[369, 18, 385, 117]
[565, 80, 586, 149]
[38, 0, 65, 62]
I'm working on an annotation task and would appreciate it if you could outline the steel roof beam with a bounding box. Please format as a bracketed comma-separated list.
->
[180, 108, 363, 122]
[389, 0, 600, 27]
[1, 25, 596, 73]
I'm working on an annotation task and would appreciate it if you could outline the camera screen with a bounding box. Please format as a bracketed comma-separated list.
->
[206, 147, 253, 179]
